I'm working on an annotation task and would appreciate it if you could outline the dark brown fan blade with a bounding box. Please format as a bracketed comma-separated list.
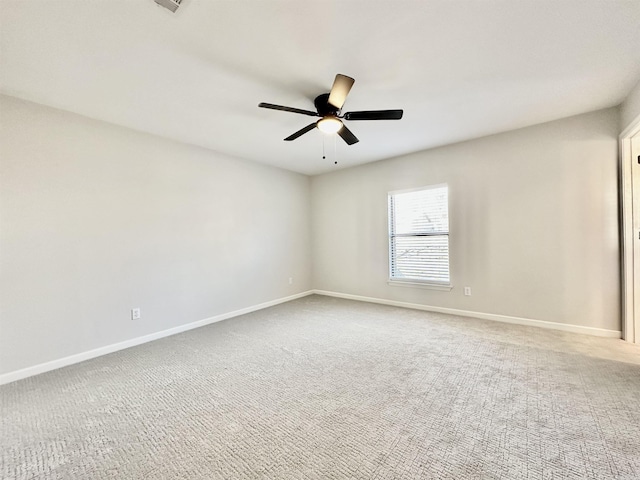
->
[259, 103, 319, 117]
[327, 74, 355, 110]
[337, 124, 359, 145]
[343, 109, 403, 120]
[284, 123, 317, 141]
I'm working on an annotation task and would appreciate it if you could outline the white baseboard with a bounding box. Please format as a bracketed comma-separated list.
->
[0, 290, 314, 386]
[313, 290, 622, 339]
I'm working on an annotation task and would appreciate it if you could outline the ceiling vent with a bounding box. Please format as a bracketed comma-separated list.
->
[154, 0, 182, 13]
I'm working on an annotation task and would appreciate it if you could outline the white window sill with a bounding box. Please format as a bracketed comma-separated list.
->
[387, 280, 453, 291]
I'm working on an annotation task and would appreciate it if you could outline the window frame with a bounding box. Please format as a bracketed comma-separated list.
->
[387, 184, 452, 290]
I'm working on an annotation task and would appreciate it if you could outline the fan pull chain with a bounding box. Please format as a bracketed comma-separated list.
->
[321, 134, 338, 165]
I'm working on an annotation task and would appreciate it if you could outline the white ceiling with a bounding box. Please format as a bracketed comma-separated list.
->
[2, 1, 640, 175]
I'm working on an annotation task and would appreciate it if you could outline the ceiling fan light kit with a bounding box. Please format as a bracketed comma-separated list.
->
[259, 74, 403, 146]
[317, 117, 343, 134]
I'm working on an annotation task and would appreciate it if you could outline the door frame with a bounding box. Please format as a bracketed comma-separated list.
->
[619, 113, 640, 343]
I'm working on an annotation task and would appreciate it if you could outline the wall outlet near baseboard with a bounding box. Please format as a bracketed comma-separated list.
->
[131, 308, 141, 320]
[289, 277, 293, 285]
[464, 287, 471, 296]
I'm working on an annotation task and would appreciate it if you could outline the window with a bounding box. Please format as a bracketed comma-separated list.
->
[388, 185, 450, 285]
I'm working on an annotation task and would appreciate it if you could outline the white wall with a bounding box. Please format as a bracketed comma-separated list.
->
[621, 78, 640, 131]
[0, 95, 311, 375]
[0, 95, 624, 378]
[311, 108, 620, 332]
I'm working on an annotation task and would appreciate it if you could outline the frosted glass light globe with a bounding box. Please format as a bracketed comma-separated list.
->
[317, 116, 343, 134]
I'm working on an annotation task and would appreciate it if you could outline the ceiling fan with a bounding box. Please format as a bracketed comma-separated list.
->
[258, 74, 403, 145]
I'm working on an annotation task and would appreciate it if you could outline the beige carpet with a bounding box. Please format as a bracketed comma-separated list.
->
[2, 295, 640, 479]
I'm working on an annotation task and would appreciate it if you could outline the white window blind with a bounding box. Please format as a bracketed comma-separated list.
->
[389, 185, 450, 284]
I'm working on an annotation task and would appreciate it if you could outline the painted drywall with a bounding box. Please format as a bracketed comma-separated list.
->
[311, 108, 620, 331]
[621, 78, 640, 131]
[0, 95, 311, 375]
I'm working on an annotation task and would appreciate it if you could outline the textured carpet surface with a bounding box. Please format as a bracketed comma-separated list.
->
[2, 295, 640, 479]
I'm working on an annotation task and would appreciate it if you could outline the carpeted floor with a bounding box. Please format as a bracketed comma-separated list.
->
[2, 295, 640, 479]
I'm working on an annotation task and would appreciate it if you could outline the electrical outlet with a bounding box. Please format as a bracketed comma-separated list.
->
[131, 308, 141, 320]
[464, 287, 471, 296]
[288, 277, 293, 285]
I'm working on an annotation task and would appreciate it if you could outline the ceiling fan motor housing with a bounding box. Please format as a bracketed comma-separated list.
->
[314, 93, 338, 116]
